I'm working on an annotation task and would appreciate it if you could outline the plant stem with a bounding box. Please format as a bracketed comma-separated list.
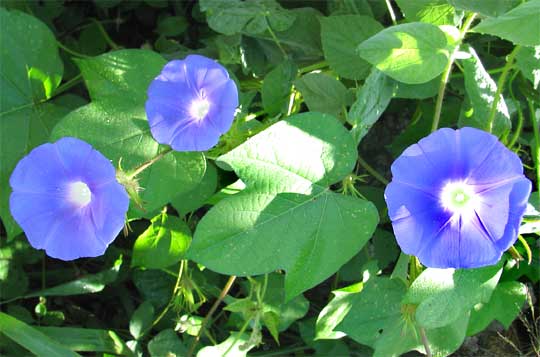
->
[419, 327, 432, 357]
[187, 275, 237, 357]
[357, 155, 389, 185]
[431, 13, 477, 132]
[265, 18, 287, 57]
[141, 260, 185, 336]
[128, 147, 172, 179]
[91, 18, 119, 50]
[56, 41, 91, 59]
[528, 99, 540, 195]
[299, 61, 329, 74]
[507, 71, 523, 149]
[384, 0, 398, 25]
[54, 73, 83, 97]
[486, 45, 521, 133]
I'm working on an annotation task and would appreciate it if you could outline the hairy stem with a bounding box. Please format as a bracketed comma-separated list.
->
[486, 45, 521, 133]
[187, 275, 237, 357]
[419, 327, 433, 357]
[384, 0, 398, 25]
[431, 13, 477, 132]
[357, 155, 389, 185]
[128, 147, 172, 179]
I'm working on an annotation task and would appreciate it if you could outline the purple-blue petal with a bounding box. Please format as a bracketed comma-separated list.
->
[385, 127, 532, 269]
[145, 54, 239, 152]
[9, 137, 129, 261]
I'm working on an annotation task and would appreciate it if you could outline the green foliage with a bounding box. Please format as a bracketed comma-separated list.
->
[261, 59, 297, 116]
[189, 113, 379, 299]
[358, 22, 456, 84]
[294, 73, 351, 117]
[458, 45, 511, 137]
[132, 213, 191, 269]
[320, 14, 383, 80]
[0, 8, 65, 238]
[395, 0, 456, 25]
[473, 0, 540, 46]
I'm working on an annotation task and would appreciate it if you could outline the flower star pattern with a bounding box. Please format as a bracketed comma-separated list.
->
[9, 137, 129, 261]
[145, 54, 239, 152]
[385, 127, 531, 269]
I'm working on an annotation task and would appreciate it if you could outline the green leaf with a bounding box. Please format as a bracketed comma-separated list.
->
[516, 45, 540, 90]
[449, 0, 521, 17]
[132, 213, 191, 269]
[188, 113, 379, 299]
[171, 163, 218, 216]
[294, 73, 351, 118]
[338, 277, 407, 346]
[336, 277, 468, 357]
[467, 281, 528, 335]
[393, 75, 440, 99]
[37, 327, 132, 355]
[404, 264, 503, 329]
[0, 312, 79, 356]
[129, 301, 155, 339]
[358, 22, 455, 84]
[156, 16, 188, 36]
[25, 255, 122, 298]
[395, 0, 455, 25]
[348, 69, 396, 144]
[133, 269, 175, 308]
[51, 50, 206, 218]
[197, 332, 254, 357]
[200, 0, 295, 36]
[261, 59, 297, 116]
[458, 45, 511, 137]
[148, 329, 187, 357]
[315, 282, 363, 340]
[0, 8, 64, 238]
[473, 0, 540, 46]
[320, 15, 383, 80]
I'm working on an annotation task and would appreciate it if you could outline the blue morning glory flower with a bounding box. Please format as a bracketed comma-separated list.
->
[385, 127, 531, 269]
[145, 54, 239, 151]
[9, 137, 129, 261]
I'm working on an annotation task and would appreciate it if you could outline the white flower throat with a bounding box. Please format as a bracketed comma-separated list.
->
[190, 98, 210, 121]
[67, 181, 92, 207]
[440, 181, 479, 217]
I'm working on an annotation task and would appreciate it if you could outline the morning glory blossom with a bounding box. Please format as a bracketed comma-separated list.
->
[145, 54, 239, 151]
[9, 137, 129, 261]
[384, 127, 531, 269]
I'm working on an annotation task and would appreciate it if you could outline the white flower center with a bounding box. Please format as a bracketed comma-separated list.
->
[67, 181, 92, 207]
[190, 98, 210, 121]
[440, 181, 478, 217]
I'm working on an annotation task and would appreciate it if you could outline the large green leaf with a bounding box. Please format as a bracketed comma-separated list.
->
[449, 0, 521, 17]
[467, 281, 528, 335]
[473, 0, 540, 46]
[132, 213, 191, 269]
[51, 50, 206, 218]
[200, 0, 295, 36]
[294, 73, 351, 118]
[395, 0, 455, 25]
[0, 312, 79, 356]
[336, 277, 468, 357]
[171, 163, 218, 216]
[348, 69, 396, 144]
[320, 15, 383, 80]
[357, 22, 455, 84]
[403, 264, 503, 330]
[458, 45, 511, 137]
[0, 8, 64, 238]
[148, 329, 187, 357]
[197, 332, 253, 357]
[37, 327, 132, 355]
[188, 113, 379, 299]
